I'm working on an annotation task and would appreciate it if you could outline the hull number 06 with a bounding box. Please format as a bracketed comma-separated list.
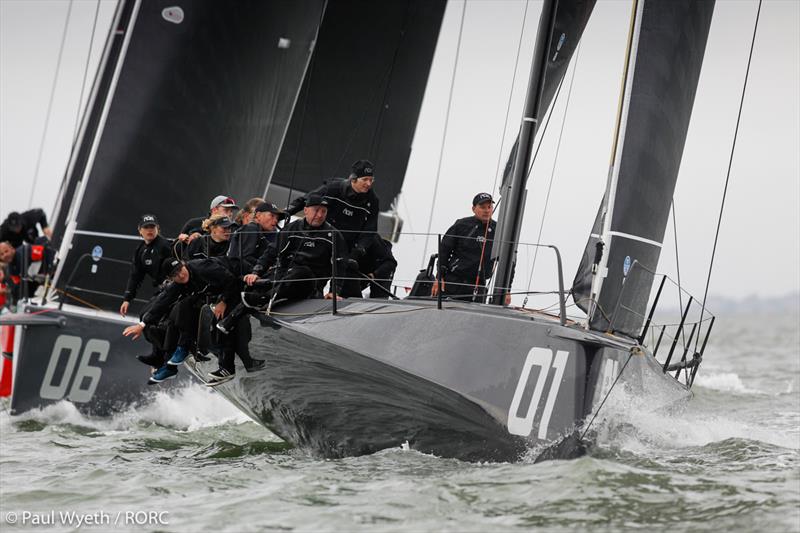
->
[39, 335, 108, 403]
[507, 347, 569, 439]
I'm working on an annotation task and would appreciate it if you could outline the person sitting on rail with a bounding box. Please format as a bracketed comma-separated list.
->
[234, 197, 265, 226]
[215, 193, 353, 334]
[226, 201, 283, 278]
[286, 160, 380, 298]
[123, 257, 244, 384]
[184, 215, 235, 260]
[176, 195, 239, 248]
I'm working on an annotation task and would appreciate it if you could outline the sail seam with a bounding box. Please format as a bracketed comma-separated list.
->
[607, 231, 662, 248]
[73, 230, 141, 241]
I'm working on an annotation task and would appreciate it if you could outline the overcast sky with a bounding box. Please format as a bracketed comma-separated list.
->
[1, 0, 798, 308]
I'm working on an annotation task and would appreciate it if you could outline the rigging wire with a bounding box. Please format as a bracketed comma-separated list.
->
[523, 42, 583, 305]
[580, 348, 635, 440]
[420, 0, 468, 267]
[70, 0, 102, 145]
[697, 0, 762, 350]
[490, 0, 531, 197]
[671, 200, 686, 349]
[28, 0, 74, 209]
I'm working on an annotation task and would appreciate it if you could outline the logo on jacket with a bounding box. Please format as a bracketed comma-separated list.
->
[145, 259, 152, 266]
[304, 241, 316, 248]
[342, 208, 353, 216]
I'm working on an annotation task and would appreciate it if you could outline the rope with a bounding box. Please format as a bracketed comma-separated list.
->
[698, 0, 762, 349]
[71, 0, 102, 144]
[420, 0, 467, 267]
[490, 0, 531, 196]
[524, 43, 582, 305]
[28, 0, 74, 209]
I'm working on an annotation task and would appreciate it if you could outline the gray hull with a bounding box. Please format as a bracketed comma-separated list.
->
[187, 298, 689, 461]
[5, 305, 190, 416]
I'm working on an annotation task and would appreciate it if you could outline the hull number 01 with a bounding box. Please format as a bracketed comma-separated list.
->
[39, 335, 109, 403]
[507, 347, 569, 439]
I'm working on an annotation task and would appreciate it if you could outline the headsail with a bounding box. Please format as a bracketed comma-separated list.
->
[51, 0, 326, 312]
[573, 0, 716, 336]
[268, 0, 447, 209]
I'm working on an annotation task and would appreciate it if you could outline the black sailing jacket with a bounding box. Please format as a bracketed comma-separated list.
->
[253, 218, 347, 282]
[287, 179, 379, 251]
[438, 216, 497, 283]
[140, 258, 239, 325]
[226, 221, 277, 275]
[123, 234, 174, 302]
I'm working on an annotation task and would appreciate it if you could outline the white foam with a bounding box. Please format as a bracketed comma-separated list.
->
[693, 371, 764, 395]
[4, 384, 250, 433]
[590, 385, 799, 452]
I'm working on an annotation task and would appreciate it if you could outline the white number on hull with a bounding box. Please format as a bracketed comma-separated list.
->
[507, 348, 569, 439]
[39, 335, 108, 403]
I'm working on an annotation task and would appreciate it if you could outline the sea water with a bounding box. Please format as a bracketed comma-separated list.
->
[1, 313, 798, 532]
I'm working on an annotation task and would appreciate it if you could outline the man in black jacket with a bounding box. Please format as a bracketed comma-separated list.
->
[286, 160, 379, 297]
[432, 193, 502, 303]
[226, 201, 283, 277]
[216, 194, 351, 334]
[0, 209, 52, 247]
[123, 257, 241, 383]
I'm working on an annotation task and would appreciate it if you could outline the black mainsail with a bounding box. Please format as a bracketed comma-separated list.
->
[573, 0, 715, 336]
[50, 0, 325, 312]
[269, 0, 446, 209]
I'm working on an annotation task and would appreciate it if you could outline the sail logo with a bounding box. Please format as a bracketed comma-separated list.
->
[507, 347, 569, 440]
[91, 245, 103, 262]
[162, 7, 184, 24]
[623, 255, 632, 276]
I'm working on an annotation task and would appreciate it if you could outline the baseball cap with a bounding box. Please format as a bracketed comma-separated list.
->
[253, 202, 285, 215]
[305, 193, 329, 208]
[472, 192, 494, 206]
[351, 159, 374, 178]
[161, 257, 184, 278]
[138, 214, 159, 228]
[207, 216, 235, 228]
[210, 195, 239, 210]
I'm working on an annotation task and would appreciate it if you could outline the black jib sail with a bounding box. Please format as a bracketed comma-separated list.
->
[573, 0, 716, 336]
[50, 0, 325, 313]
[268, 0, 447, 209]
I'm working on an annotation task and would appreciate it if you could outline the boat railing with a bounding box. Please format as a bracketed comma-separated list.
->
[615, 260, 715, 388]
[57, 253, 149, 311]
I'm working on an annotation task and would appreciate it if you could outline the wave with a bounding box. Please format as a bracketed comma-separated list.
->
[692, 371, 765, 395]
[1, 384, 251, 434]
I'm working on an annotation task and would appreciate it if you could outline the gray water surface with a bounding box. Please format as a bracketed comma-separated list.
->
[1, 314, 798, 532]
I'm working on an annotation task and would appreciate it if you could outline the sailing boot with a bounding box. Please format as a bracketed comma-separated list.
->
[136, 351, 164, 368]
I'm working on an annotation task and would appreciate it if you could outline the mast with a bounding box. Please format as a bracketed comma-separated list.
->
[491, 0, 559, 305]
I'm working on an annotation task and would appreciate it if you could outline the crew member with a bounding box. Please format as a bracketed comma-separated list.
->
[357, 234, 397, 299]
[216, 194, 351, 334]
[226, 202, 283, 277]
[234, 197, 265, 226]
[0, 209, 53, 247]
[119, 214, 174, 367]
[0, 239, 55, 301]
[185, 215, 234, 260]
[432, 193, 505, 303]
[123, 257, 245, 384]
[286, 160, 379, 297]
[177, 195, 239, 245]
